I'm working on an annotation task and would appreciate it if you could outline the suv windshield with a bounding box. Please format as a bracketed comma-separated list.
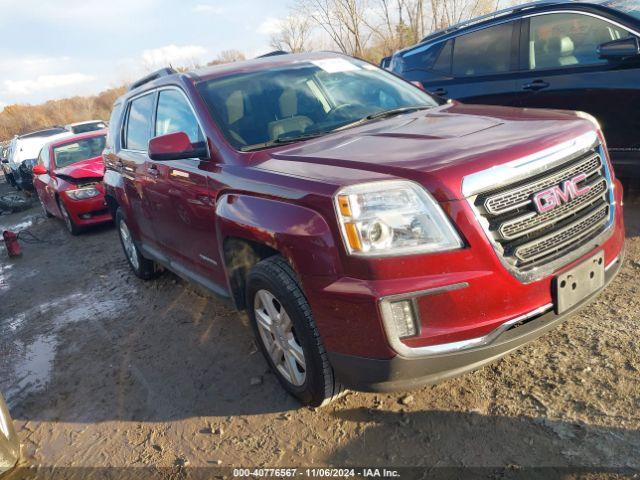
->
[603, 0, 640, 20]
[197, 57, 438, 150]
[53, 135, 106, 168]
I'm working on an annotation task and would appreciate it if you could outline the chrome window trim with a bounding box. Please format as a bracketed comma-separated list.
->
[462, 132, 616, 284]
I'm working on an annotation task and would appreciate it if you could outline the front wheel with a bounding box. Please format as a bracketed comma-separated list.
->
[116, 208, 161, 280]
[247, 255, 344, 407]
[58, 198, 81, 235]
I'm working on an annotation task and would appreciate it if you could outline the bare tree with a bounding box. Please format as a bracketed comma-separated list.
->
[295, 0, 372, 57]
[207, 49, 246, 66]
[270, 15, 313, 53]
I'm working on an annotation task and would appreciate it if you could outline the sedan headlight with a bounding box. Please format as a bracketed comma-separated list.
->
[334, 180, 463, 256]
[65, 186, 100, 200]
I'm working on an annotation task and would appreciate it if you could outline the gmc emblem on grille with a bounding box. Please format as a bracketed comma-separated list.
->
[532, 173, 591, 214]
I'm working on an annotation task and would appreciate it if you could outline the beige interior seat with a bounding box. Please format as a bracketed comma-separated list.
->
[268, 89, 312, 140]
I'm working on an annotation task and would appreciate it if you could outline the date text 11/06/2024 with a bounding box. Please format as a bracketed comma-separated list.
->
[233, 468, 401, 477]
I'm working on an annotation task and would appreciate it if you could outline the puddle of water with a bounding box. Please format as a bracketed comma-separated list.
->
[2, 291, 129, 406]
[6, 335, 56, 408]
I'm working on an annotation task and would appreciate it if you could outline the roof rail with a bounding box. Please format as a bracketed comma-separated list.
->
[256, 50, 289, 58]
[128, 67, 177, 91]
[421, 0, 567, 42]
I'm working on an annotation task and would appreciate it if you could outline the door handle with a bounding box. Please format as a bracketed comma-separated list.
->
[431, 87, 448, 96]
[147, 164, 160, 177]
[522, 80, 550, 91]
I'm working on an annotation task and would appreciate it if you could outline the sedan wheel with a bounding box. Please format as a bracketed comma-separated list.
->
[254, 289, 306, 386]
[58, 200, 80, 235]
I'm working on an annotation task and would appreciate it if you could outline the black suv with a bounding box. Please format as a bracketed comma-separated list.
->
[387, 0, 640, 176]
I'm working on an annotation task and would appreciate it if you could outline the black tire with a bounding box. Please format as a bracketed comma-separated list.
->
[115, 208, 161, 280]
[246, 255, 344, 407]
[0, 193, 31, 213]
[57, 198, 81, 235]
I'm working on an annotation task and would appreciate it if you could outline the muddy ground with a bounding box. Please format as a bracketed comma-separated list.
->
[0, 177, 639, 477]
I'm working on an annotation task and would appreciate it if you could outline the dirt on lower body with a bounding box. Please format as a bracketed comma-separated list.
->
[1, 178, 639, 476]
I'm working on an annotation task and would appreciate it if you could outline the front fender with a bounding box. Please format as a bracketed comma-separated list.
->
[103, 169, 141, 238]
[215, 193, 341, 278]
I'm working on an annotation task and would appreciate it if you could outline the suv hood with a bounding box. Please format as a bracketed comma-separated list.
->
[54, 155, 104, 180]
[260, 102, 597, 201]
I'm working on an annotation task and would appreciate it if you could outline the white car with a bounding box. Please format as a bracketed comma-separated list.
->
[65, 120, 107, 134]
[0, 393, 18, 474]
[7, 127, 72, 190]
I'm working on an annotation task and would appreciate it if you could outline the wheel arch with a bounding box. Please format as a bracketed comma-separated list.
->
[216, 193, 342, 310]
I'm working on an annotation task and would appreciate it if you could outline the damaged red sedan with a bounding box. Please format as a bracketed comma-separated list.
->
[32, 130, 112, 235]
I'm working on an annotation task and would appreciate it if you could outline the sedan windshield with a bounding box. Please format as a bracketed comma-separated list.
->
[197, 57, 439, 151]
[53, 135, 106, 168]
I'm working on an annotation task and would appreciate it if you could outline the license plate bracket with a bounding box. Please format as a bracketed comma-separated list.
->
[553, 251, 605, 314]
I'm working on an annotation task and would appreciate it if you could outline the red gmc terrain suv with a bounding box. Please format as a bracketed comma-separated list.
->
[104, 53, 625, 406]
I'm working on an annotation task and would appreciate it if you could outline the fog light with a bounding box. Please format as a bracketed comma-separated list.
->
[382, 299, 419, 339]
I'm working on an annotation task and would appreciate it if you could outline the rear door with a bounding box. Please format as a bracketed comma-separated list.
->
[409, 21, 522, 106]
[145, 87, 226, 289]
[515, 11, 640, 153]
[119, 91, 159, 245]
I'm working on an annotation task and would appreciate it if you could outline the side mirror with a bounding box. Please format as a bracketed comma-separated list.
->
[598, 37, 640, 60]
[32, 164, 47, 175]
[148, 132, 208, 161]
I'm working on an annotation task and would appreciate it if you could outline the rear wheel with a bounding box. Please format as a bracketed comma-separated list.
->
[58, 198, 81, 235]
[116, 208, 161, 280]
[247, 255, 344, 407]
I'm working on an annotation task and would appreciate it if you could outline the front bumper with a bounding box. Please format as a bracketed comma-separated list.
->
[329, 252, 624, 392]
[62, 192, 112, 226]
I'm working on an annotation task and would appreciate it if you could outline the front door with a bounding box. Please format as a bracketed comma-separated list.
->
[514, 12, 640, 156]
[144, 87, 226, 289]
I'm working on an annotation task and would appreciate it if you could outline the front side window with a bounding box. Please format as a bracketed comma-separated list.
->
[197, 57, 438, 150]
[53, 136, 107, 168]
[452, 22, 514, 77]
[155, 89, 204, 144]
[529, 13, 632, 70]
[125, 93, 155, 151]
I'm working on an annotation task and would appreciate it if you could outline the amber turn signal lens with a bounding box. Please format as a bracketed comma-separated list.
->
[338, 195, 352, 217]
[344, 222, 362, 251]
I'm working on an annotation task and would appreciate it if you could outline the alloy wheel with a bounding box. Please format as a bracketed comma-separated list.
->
[254, 289, 306, 386]
[119, 220, 140, 270]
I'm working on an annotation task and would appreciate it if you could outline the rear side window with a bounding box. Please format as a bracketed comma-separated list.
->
[106, 103, 123, 149]
[452, 22, 514, 77]
[403, 42, 447, 72]
[125, 93, 155, 151]
[528, 13, 632, 70]
[155, 89, 204, 144]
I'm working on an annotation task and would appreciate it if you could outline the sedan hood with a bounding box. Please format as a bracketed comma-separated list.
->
[54, 155, 104, 180]
[258, 102, 597, 201]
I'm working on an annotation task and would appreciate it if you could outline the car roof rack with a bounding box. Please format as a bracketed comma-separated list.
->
[128, 67, 177, 91]
[256, 50, 289, 58]
[420, 0, 570, 43]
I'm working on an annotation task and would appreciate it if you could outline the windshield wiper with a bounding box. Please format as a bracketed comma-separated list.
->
[333, 106, 432, 132]
[240, 132, 324, 152]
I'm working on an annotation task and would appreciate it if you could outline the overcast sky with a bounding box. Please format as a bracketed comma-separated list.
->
[0, 0, 290, 109]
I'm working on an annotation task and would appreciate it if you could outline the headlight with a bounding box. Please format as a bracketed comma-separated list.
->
[66, 186, 100, 200]
[334, 180, 463, 256]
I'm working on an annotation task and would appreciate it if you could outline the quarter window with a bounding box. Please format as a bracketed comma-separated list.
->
[528, 13, 632, 70]
[452, 22, 514, 77]
[125, 93, 155, 151]
[155, 89, 204, 144]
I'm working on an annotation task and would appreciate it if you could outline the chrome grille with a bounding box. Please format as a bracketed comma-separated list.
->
[471, 145, 613, 275]
[484, 153, 601, 215]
